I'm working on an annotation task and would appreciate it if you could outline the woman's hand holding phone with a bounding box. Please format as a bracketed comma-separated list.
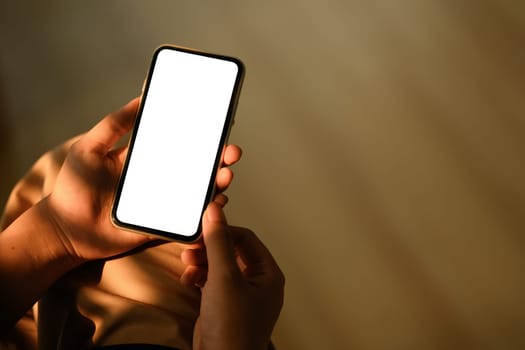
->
[43, 98, 242, 264]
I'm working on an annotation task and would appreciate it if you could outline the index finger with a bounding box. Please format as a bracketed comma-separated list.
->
[83, 97, 140, 153]
[202, 202, 242, 279]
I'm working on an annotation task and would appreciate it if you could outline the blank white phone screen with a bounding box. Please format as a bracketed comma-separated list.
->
[115, 48, 239, 237]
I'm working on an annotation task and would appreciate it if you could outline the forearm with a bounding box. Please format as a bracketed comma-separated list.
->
[0, 199, 80, 334]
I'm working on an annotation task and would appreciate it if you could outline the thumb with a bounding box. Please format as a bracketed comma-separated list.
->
[202, 202, 240, 277]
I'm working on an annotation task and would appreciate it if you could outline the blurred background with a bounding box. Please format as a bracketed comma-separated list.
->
[1, 1, 524, 349]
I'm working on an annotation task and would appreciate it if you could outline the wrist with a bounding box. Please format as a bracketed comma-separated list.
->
[32, 198, 86, 268]
[0, 198, 83, 329]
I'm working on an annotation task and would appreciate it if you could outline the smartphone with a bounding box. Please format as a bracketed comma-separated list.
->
[111, 45, 244, 242]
